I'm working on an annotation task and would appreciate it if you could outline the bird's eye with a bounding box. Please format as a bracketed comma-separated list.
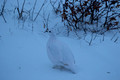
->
[49, 31, 51, 33]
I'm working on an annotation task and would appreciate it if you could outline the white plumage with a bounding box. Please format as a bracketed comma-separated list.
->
[47, 32, 75, 73]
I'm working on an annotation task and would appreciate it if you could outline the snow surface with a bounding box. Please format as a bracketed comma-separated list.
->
[0, 0, 120, 80]
[0, 28, 120, 80]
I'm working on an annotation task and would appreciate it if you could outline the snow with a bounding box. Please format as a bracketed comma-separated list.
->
[0, 0, 120, 80]
[0, 28, 120, 80]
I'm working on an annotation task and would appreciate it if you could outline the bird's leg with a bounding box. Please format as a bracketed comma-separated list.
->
[52, 65, 61, 69]
[59, 66, 76, 74]
[52, 65, 65, 70]
[59, 66, 65, 70]
[52, 65, 58, 69]
[53, 65, 76, 74]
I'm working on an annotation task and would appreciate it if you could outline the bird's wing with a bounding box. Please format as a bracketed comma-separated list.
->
[56, 40, 75, 66]
[47, 39, 63, 65]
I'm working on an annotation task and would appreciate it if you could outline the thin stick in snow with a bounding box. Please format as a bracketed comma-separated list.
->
[31, 0, 37, 21]
[0, 0, 7, 23]
[34, 0, 46, 21]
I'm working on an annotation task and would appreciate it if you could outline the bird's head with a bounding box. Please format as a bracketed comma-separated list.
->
[48, 30, 55, 37]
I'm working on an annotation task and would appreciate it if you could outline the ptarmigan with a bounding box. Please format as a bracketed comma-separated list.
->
[46, 32, 75, 74]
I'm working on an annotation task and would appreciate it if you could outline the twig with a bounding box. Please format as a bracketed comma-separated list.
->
[111, 32, 117, 40]
[89, 34, 93, 45]
[50, 0, 57, 13]
[102, 34, 105, 41]
[114, 37, 119, 43]
[0, 0, 7, 23]
[1, 15, 7, 22]
[43, 12, 50, 32]
[34, 0, 46, 21]
[31, 0, 37, 21]
[17, 0, 26, 19]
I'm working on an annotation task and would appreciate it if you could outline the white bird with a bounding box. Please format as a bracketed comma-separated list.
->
[46, 32, 76, 74]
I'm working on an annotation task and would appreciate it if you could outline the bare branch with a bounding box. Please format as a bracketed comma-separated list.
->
[34, 0, 46, 21]
[0, 0, 7, 23]
[31, 0, 37, 21]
